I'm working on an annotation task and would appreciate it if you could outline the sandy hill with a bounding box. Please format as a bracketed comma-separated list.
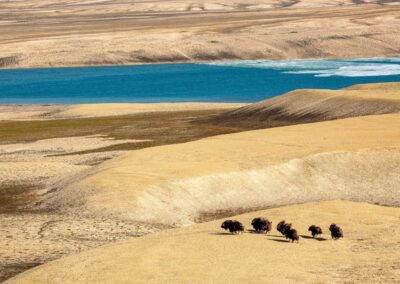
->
[36, 113, 400, 226]
[210, 82, 400, 128]
[7, 200, 400, 283]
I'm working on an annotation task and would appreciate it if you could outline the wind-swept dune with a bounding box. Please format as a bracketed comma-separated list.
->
[7, 200, 400, 283]
[210, 82, 400, 128]
[36, 114, 400, 225]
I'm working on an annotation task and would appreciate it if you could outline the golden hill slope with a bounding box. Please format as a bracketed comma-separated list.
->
[7, 200, 400, 283]
[210, 82, 400, 128]
[37, 114, 400, 225]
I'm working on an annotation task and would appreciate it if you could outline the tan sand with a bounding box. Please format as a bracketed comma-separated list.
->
[0, 136, 163, 282]
[58, 103, 247, 119]
[38, 114, 400, 225]
[212, 82, 400, 127]
[0, 135, 147, 192]
[7, 200, 400, 283]
[1, 1, 400, 68]
[0, 103, 245, 121]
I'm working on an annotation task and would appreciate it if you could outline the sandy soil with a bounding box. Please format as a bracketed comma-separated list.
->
[0, 213, 163, 283]
[38, 114, 400, 225]
[212, 82, 400, 127]
[0, 135, 163, 282]
[1, 1, 400, 68]
[0, 103, 245, 121]
[0, 135, 145, 191]
[7, 200, 400, 283]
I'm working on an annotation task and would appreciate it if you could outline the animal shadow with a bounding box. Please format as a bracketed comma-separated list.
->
[269, 238, 290, 243]
[300, 235, 327, 241]
[268, 234, 284, 238]
[209, 232, 237, 236]
[247, 229, 266, 234]
[208, 232, 233, 236]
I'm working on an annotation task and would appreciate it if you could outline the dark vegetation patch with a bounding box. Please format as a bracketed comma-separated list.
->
[192, 51, 240, 61]
[0, 109, 247, 153]
[0, 183, 40, 212]
[201, 105, 330, 130]
[0, 262, 43, 283]
[129, 51, 189, 63]
[0, 56, 19, 67]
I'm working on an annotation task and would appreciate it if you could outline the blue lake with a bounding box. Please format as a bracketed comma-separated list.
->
[1, 57, 400, 104]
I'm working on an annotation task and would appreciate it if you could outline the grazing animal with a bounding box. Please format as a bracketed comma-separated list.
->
[221, 220, 244, 234]
[251, 217, 272, 233]
[308, 225, 323, 238]
[282, 223, 292, 238]
[329, 224, 343, 240]
[285, 228, 299, 243]
[277, 220, 287, 235]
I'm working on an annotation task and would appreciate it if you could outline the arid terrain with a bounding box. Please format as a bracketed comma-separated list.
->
[0, 103, 244, 281]
[209, 82, 400, 128]
[7, 201, 400, 284]
[1, 0, 400, 68]
[0, 82, 399, 282]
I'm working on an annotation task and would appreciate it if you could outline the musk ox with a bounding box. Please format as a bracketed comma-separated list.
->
[282, 223, 293, 238]
[285, 228, 299, 243]
[277, 220, 287, 235]
[251, 217, 272, 233]
[308, 225, 323, 238]
[329, 224, 343, 239]
[221, 220, 244, 234]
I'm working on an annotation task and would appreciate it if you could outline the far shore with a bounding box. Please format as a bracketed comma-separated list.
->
[0, 55, 396, 71]
[1, 1, 399, 69]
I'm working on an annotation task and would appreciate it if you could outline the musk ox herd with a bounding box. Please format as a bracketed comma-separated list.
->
[221, 217, 343, 242]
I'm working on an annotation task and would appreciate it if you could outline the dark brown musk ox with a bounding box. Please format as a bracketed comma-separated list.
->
[281, 223, 293, 238]
[308, 225, 323, 238]
[251, 217, 272, 233]
[221, 220, 244, 234]
[329, 224, 343, 240]
[277, 220, 287, 235]
[285, 228, 299, 243]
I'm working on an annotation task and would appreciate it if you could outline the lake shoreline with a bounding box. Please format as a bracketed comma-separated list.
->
[1, 55, 398, 71]
[2, 58, 400, 105]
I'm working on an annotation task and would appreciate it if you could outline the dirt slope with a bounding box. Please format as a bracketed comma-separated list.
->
[36, 114, 400, 225]
[210, 82, 400, 128]
[7, 200, 400, 283]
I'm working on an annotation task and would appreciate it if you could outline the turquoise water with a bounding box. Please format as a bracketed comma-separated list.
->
[1, 57, 400, 104]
